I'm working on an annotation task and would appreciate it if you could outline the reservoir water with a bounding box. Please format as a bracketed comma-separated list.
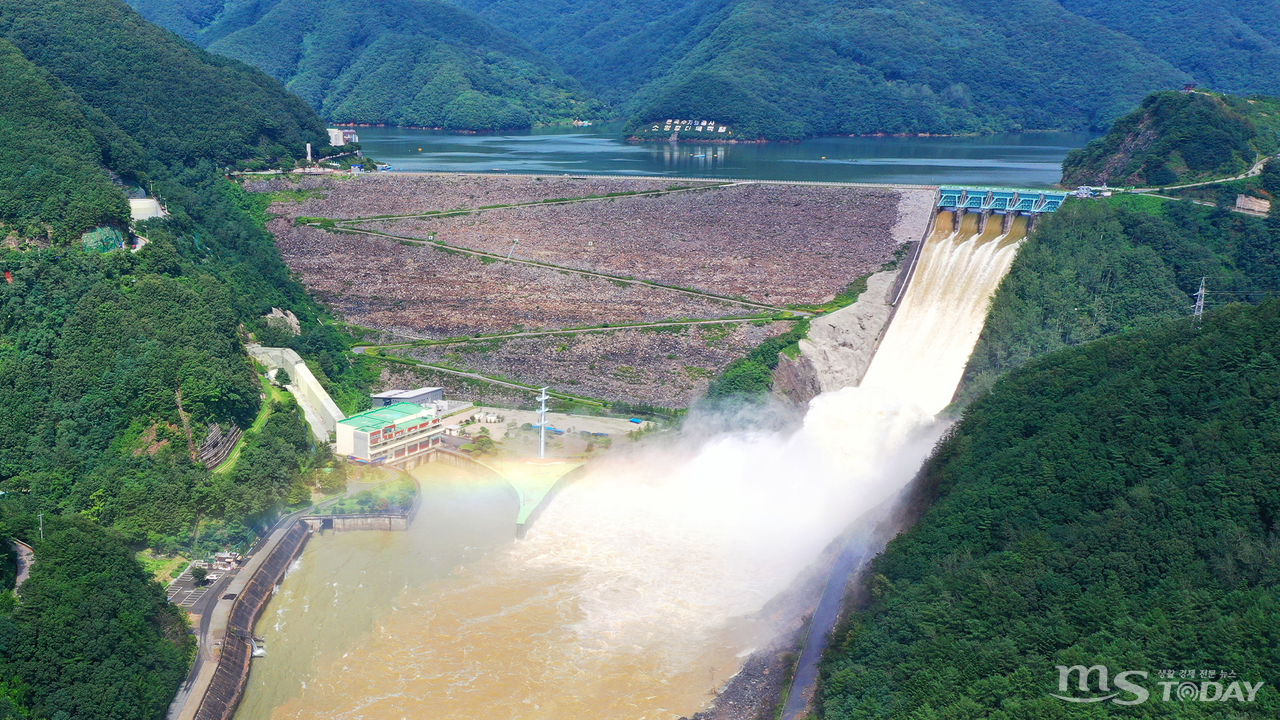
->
[355, 126, 1098, 187]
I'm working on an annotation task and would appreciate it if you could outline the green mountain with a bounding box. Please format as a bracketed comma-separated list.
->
[0, 0, 325, 168]
[960, 193, 1280, 402]
[457, 0, 1236, 138]
[1062, 91, 1280, 187]
[1062, 0, 1280, 97]
[821, 299, 1280, 718]
[126, 0, 601, 130]
[126, 0, 1280, 138]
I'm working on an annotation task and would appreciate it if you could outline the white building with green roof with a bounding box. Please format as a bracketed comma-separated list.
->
[335, 402, 445, 468]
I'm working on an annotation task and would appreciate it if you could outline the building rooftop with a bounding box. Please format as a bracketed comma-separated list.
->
[370, 387, 442, 400]
[338, 402, 431, 432]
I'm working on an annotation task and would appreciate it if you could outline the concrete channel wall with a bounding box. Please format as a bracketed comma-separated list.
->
[193, 521, 310, 720]
[246, 345, 345, 442]
[516, 465, 586, 539]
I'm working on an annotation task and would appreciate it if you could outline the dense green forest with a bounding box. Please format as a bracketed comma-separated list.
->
[130, 0, 1280, 137]
[0, 40, 130, 245]
[958, 196, 1280, 404]
[0, 0, 325, 168]
[821, 300, 1280, 718]
[1062, 0, 1280, 98]
[459, 0, 1273, 139]
[0, 0, 369, 545]
[0, 514, 193, 720]
[1063, 92, 1280, 186]
[125, 0, 601, 130]
[0, 0, 380, 713]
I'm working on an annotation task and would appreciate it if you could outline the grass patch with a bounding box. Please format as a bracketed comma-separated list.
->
[1104, 193, 1175, 214]
[137, 552, 189, 585]
[320, 476, 416, 515]
[789, 273, 870, 315]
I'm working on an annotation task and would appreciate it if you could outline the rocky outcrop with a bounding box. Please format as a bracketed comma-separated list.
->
[774, 269, 899, 407]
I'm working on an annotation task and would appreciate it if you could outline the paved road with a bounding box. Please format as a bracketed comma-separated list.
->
[236, 168, 937, 192]
[336, 181, 745, 224]
[781, 543, 869, 720]
[1133, 192, 1270, 217]
[363, 353, 606, 405]
[1132, 154, 1276, 193]
[165, 496, 348, 720]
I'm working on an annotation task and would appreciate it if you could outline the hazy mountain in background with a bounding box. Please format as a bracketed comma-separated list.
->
[126, 0, 1280, 138]
[127, 0, 602, 130]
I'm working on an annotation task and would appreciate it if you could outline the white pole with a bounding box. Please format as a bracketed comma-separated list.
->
[538, 387, 550, 459]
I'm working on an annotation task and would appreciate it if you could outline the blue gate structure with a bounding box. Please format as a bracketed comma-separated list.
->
[937, 186, 1069, 233]
[938, 186, 1069, 214]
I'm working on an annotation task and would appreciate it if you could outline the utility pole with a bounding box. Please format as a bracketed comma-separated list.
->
[38, 513, 43, 541]
[537, 387, 550, 459]
[1194, 276, 1207, 326]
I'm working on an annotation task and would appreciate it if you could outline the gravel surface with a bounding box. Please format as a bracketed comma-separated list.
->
[402, 322, 793, 406]
[365, 183, 910, 305]
[270, 219, 747, 338]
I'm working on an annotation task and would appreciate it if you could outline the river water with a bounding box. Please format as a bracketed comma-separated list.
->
[237, 203, 1025, 720]
[355, 126, 1097, 187]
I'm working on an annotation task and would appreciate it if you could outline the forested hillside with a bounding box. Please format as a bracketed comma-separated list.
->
[0, 40, 130, 244]
[0, 0, 324, 168]
[125, 0, 1280, 138]
[1063, 0, 1280, 97]
[1062, 91, 1280, 186]
[460, 0, 1277, 138]
[959, 196, 1280, 403]
[0, 514, 193, 720]
[0, 0, 366, 540]
[0, 0, 372, 712]
[125, 0, 601, 130]
[820, 300, 1280, 717]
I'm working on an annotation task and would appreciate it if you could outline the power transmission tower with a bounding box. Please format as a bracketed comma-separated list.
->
[537, 387, 550, 459]
[1193, 276, 1206, 326]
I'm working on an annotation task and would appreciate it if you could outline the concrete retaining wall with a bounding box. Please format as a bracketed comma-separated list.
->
[193, 521, 310, 720]
[247, 345, 345, 442]
[303, 514, 409, 532]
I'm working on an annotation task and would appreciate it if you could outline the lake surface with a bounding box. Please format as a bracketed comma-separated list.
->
[355, 126, 1099, 187]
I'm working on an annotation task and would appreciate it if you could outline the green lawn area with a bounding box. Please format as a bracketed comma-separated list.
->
[1104, 192, 1175, 214]
[213, 380, 286, 475]
[319, 476, 416, 515]
[136, 552, 189, 585]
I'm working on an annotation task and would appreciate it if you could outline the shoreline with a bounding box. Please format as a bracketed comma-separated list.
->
[327, 121, 1095, 143]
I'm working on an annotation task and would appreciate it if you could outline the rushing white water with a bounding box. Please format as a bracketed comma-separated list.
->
[862, 211, 1026, 414]
[238, 210, 1026, 720]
